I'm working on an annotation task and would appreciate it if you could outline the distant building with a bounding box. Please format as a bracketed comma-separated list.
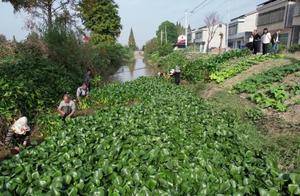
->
[292, 0, 300, 44]
[257, 0, 299, 46]
[228, 11, 258, 49]
[188, 23, 227, 53]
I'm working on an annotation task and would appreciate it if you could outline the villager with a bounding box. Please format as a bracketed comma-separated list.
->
[84, 68, 92, 90]
[271, 30, 281, 54]
[246, 34, 254, 51]
[58, 94, 76, 121]
[253, 30, 261, 55]
[261, 28, 272, 55]
[174, 66, 181, 85]
[76, 82, 89, 101]
[4, 117, 31, 152]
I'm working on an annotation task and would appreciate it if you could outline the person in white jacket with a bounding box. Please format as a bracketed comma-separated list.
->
[261, 28, 272, 55]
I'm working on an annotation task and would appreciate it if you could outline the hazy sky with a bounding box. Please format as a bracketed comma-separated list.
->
[0, 0, 265, 47]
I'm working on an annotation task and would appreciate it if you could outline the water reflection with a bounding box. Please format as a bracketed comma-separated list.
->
[110, 56, 157, 82]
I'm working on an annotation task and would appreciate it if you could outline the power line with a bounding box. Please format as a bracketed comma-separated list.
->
[190, 0, 210, 14]
[176, 0, 215, 23]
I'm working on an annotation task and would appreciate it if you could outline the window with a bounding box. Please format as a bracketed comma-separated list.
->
[294, 4, 300, 16]
[279, 33, 289, 45]
[229, 24, 238, 35]
[258, 7, 285, 26]
[195, 32, 203, 40]
[187, 33, 192, 42]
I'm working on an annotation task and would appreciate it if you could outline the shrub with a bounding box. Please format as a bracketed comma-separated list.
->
[288, 44, 300, 53]
[0, 25, 132, 123]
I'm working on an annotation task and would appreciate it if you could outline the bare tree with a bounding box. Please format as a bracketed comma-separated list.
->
[204, 12, 221, 53]
[3, 0, 77, 29]
[219, 32, 224, 54]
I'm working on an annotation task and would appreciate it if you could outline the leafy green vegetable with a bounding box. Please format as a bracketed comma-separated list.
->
[210, 54, 282, 83]
[0, 77, 293, 195]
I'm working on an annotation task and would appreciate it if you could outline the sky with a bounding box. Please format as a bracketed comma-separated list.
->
[0, 0, 266, 48]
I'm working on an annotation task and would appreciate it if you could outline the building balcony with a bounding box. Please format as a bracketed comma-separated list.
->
[194, 38, 205, 44]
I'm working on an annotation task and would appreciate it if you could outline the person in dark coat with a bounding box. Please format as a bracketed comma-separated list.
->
[174, 66, 181, 85]
[253, 30, 261, 55]
[84, 69, 92, 90]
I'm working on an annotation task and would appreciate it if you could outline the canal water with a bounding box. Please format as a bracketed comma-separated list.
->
[110, 53, 157, 82]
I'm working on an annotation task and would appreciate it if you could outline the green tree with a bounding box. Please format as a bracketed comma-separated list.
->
[176, 22, 185, 35]
[0, 34, 7, 44]
[128, 28, 137, 50]
[79, 0, 122, 44]
[143, 38, 158, 55]
[156, 21, 178, 45]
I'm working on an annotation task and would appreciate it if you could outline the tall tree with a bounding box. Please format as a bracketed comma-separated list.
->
[0, 34, 7, 44]
[204, 12, 221, 53]
[176, 22, 185, 35]
[79, 0, 122, 44]
[156, 21, 178, 45]
[143, 38, 158, 55]
[3, 0, 76, 29]
[128, 28, 137, 50]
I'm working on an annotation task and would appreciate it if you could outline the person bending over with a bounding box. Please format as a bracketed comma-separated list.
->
[76, 82, 89, 101]
[57, 94, 76, 121]
[4, 116, 31, 153]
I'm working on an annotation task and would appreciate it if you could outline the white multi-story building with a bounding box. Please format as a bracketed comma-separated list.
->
[188, 23, 227, 53]
[228, 11, 258, 49]
[257, 0, 298, 46]
[292, 0, 300, 44]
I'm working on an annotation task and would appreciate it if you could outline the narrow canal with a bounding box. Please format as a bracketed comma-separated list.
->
[110, 51, 157, 82]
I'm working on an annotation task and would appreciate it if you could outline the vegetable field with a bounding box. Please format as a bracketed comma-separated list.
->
[234, 63, 300, 111]
[1, 77, 299, 195]
[150, 49, 282, 84]
[210, 54, 282, 83]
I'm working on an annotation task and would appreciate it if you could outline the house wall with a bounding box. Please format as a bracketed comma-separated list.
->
[293, 0, 300, 25]
[257, 0, 290, 29]
[240, 12, 258, 32]
[257, 0, 296, 46]
[228, 12, 257, 49]
[207, 24, 227, 50]
[188, 24, 227, 53]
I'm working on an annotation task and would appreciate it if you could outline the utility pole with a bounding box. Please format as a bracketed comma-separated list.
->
[225, 0, 230, 49]
[185, 10, 188, 48]
[165, 25, 168, 44]
[161, 30, 163, 45]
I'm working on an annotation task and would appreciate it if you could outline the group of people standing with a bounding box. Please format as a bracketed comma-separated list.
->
[1, 69, 93, 152]
[248, 28, 281, 55]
